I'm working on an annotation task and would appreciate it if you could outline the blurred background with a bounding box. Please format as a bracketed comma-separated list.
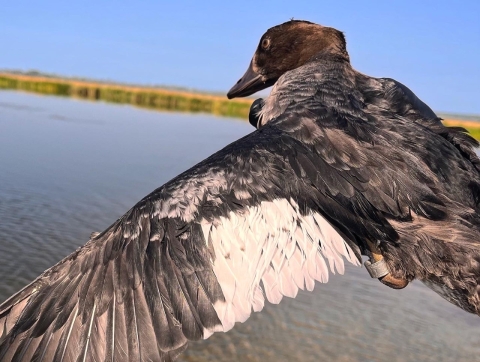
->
[1, 1, 480, 361]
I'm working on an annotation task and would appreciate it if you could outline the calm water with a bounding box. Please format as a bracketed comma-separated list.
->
[0, 90, 479, 362]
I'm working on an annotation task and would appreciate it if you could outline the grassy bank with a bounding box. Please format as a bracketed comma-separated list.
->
[0, 72, 252, 119]
[442, 120, 480, 141]
[1, 72, 479, 140]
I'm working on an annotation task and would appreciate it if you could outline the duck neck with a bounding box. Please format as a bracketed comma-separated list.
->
[309, 48, 350, 65]
[260, 57, 359, 124]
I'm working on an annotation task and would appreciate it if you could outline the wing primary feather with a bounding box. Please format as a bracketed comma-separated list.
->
[131, 287, 142, 362]
[172, 264, 205, 339]
[112, 288, 128, 361]
[123, 286, 141, 362]
[146, 240, 188, 352]
[111, 292, 115, 362]
[31, 326, 53, 362]
[53, 305, 78, 362]
[78, 302, 96, 362]
[53, 274, 83, 330]
[103, 289, 116, 362]
[130, 290, 142, 361]
[159, 234, 205, 341]
[12, 279, 62, 338]
[10, 332, 34, 362]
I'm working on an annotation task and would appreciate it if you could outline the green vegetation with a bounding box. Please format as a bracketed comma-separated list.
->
[443, 120, 480, 141]
[467, 128, 480, 141]
[0, 73, 253, 119]
[461, 128, 480, 141]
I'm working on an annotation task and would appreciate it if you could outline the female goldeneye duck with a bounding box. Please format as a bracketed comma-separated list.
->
[1, 19, 480, 362]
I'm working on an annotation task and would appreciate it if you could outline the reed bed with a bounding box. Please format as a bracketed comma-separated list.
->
[0, 73, 252, 119]
[442, 120, 480, 141]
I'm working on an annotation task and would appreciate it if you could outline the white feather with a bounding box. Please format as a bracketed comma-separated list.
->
[202, 198, 359, 330]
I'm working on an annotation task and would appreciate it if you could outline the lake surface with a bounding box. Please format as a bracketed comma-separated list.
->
[0, 90, 479, 362]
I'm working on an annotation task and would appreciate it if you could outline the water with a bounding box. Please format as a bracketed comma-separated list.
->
[0, 90, 479, 361]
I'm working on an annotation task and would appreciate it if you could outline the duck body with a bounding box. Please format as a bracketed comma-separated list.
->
[257, 51, 480, 312]
[1, 20, 480, 361]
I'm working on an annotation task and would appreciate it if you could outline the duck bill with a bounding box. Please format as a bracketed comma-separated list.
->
[227, 61, 275, 99]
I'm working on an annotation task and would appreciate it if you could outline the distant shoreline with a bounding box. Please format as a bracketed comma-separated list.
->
[0, 71, 253, 119]
[1, 71, 479, 140]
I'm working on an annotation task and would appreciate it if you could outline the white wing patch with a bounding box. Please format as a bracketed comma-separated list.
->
[201, 198, 360, 334]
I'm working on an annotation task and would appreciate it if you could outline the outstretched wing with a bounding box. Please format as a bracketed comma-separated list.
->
[0, 123, 363, 362]
[0, 111, 458, 361]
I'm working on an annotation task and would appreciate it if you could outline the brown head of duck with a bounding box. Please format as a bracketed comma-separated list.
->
[227, 20, 350, 99]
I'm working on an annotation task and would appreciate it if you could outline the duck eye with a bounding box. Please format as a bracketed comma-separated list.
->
[261, 38, 271, 50]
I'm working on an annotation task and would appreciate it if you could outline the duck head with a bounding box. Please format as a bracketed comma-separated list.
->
[227, 20, 349, 99]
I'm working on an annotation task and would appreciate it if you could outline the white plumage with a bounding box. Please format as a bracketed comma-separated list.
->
[203, 198, 359, 333]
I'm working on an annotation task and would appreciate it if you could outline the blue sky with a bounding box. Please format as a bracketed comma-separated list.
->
[1, 1, 479, 114]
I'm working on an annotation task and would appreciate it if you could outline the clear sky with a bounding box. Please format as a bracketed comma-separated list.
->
[1, 1, 479, 114]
